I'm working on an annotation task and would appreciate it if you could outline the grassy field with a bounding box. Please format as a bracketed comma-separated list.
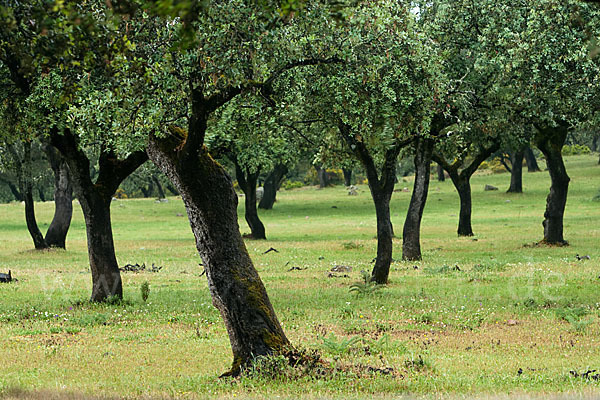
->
[0, 154, 599, 399]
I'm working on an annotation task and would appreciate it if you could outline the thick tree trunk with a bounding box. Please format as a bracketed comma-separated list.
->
[79, 193, 123, 301]
[525, 147, 541, 172]
[43, 143, 73, 249]
[455, 178, 474, 236]
[259, 164, 287, 210]
[507, 150, 524, 193]
[234, 163, 266, 240]
[148, 133, 289, 375]
[51, 129, 147, 301]
[343, 168, 353, 186]
[402, 138, 433, 261]
[437, 163, 445, 181]
[371, 191, 394, 283]
[536, 125, 570, 245]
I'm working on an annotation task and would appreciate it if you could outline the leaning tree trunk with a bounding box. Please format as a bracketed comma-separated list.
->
[343, 168, 353, 186]
[536, 125, 570, 245]
[148, 133, 289, 375]
[402, 138, 433, 261]
[43, 143, 73, 249]
[507, 150, 524, 193]
[234, 162, 266, 240]
[525, 147, 541, 172]
[437, 163, 445, 182]
[259, 164, 287, 210]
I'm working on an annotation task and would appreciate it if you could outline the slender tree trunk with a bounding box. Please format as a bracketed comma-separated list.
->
[507, 150, 524, 193]
[148, 131, 289, 375]
[343, 168, 353, 186]
[259, 164, 287, 210]
[402, 138, 433, 261]
[536, 124, 570, 245]
[338, 122, 401, 284]
[9, 142, 48, 249]
[151, 175, 166, 199]
[43, 143, 73, 249]
[0, 175, 23, 201]
[234, 162, 266, 240]
[38, 186, 46, 202]
[437, 163, 445, 181]
[51, 129, 147, 301]
[525, 147, 541, 172]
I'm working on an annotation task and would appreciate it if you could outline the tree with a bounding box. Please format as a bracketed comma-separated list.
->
[298, 2, 442, 282]
[144, 0, 345, 374]
[0, 1, 150, 299]
[500, 0, 600, 244]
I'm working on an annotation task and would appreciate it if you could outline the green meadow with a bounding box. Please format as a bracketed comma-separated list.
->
[0, 154, 599, 399]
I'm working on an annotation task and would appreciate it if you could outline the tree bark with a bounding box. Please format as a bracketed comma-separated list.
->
[147, 126, 289, 375]
[436, 163, 445, 181]
[343, 168, 353, 186]
[433, 141, 499, 237]
[535, 124, 570, 245]
[259, 164, 287, 210]
[402, 138, 433, 261]
[43, 143, 73, 249]
[0, 174, 23, 201]
[151, 175, 166, 199]
[455, 177, 474, 236]
[234, 161, 266, 240]
[338, 122, 401, 284]
[8, 142, 48, 249]
[51, 129, 147, 301]
[315, 165, 330, 188]
[525, 147, 541, 172]
[507, 150, 524, 193]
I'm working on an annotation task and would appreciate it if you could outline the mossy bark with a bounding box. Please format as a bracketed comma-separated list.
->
[535, 124, 570, 245]
[148, 130, 289, 375]
[402, 138, 433, 261]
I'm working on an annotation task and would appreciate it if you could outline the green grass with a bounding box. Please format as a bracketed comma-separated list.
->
[0, 154, 599, 399]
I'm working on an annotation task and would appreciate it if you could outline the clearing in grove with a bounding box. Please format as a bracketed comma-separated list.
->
[0, 154, 599, 399]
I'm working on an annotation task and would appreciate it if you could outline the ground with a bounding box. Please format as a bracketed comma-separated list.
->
[0, 154, 599, 399]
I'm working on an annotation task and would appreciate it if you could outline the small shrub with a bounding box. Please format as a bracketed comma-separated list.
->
[282, 180, 304, 190]
[321, 333, 362, 355]
[349, 270, 383, 295]
[562, 144, 591, 156]
[141, 281, 150, 302]
[342, 241, 363, 250]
